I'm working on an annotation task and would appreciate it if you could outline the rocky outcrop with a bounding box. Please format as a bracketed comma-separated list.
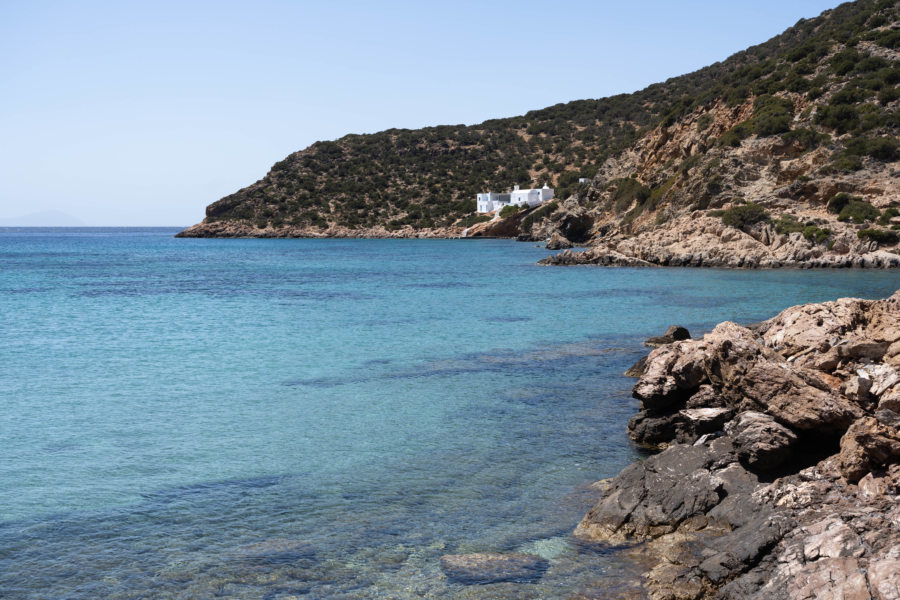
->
[545, 232, 573, 250]
[541, 246, 656, 267]
[540, 214, 900, 269]
[645, 325, 692, 348]
[175, 221, 463, 239]
[578, 290, 900, 599]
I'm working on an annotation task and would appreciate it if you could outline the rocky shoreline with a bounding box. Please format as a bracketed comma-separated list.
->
[176, 212, 900, 270]
[575, 291, 900, 599]
[539, 214, 900, 269]
[173, 221, 463, 239]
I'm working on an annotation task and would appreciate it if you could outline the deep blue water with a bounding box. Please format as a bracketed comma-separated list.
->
[2, 228, 898, 599]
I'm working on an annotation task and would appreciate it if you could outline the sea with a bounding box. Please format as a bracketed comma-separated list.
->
[2, 227, 898, 599]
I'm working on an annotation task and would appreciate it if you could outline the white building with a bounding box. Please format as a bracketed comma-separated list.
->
[476, 192, 511, 213]
[475, 184, 554, 213]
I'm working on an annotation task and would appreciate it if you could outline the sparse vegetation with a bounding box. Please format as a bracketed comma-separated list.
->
[609, 178, 652, 213]
[858, 228, 899, 244]
[838, 199, 881, 223]
[781, 128, 830, 150]
[721, 203, 770, 229]
[803, 225, 832, 244]
[520, 201, 559, 230]
[191, 0, 900, 234]
[499, 204, 522, 218]
[878, 207, 899, 225]
[827, 193, 858, 214]
[774, 214, 805, 234]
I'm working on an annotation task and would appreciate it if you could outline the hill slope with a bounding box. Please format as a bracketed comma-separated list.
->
[178, 0, 900, 252]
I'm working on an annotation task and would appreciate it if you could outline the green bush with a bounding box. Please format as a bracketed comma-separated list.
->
[830, 49, 861, 76]
[781, 128, 830, 150]
[520, 201, 558, 230]
[721, 203, 770, 229]
[814, 104, 860, 133]
[872, 28, 900, 49]
[499, 204, 521, 218]
[774, 214, 804, 234]
[609, 178, 652, 212]
[838, 199, 880, 223]
[878, 207, 899, 225]
[858, 228, 899, 244]
[803, 225, 832, 243]
[827, 193, 857, 214]
[847, 136, 898, 160]
[751, 95, 794, 136]
[719, 126, 747, 147]
[831, 154, 864, 171]
[467, 214, 492, 225]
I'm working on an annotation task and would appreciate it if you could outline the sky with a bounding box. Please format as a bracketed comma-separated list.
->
[0, 0, 845, 226]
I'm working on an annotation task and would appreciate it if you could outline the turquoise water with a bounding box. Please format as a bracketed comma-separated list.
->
[2, 228, 899, 599]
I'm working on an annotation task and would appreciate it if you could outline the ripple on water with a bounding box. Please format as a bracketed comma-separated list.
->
[5, 233, 899, 599]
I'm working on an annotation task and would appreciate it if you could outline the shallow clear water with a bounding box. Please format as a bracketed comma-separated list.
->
[2, 228, 898, 599]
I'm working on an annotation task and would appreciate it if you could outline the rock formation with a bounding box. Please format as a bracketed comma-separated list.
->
[539, 214, 900, 269]
[578, 290, 900, 599]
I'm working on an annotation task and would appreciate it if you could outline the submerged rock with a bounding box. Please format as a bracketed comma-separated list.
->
[233, 539, 316, 565]
[439, 552, 549, 584]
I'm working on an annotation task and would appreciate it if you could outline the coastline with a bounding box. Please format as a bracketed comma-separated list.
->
[576, 290, 900, 599]
[173, 221, 465, 239]
[175, 213, 900, 270]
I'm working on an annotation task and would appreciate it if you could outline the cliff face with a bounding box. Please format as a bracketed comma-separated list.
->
[578, 291, 900, 599]
[179, 0, 900, 254]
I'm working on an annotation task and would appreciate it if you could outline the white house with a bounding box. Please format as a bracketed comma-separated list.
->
[475, 184, 554, 213]
[476, 192, 511, 213]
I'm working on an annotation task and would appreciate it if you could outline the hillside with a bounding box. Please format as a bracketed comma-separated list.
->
[178, 0, 900, 253]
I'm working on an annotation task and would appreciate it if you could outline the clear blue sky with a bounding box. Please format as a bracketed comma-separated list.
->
[1, 0, 843, 226]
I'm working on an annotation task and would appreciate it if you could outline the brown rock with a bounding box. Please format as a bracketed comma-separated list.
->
[800, 517, 864, 561]
[624, 355, 648, 378]
[736, 361, 860, 432]
[788, 558, 870, 600]
[726, 411, 798, 471]
[839, 412, 900, 482]
[869, 558, 900, 600]
[546, 232, 573, 250]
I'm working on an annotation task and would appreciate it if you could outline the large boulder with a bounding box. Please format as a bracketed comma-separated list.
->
[726, 411, 798, 471]
[575, 443, 727, 543]
[839, 410, 900, 482]
[545, 232, 572, 250]
[731, 361, 861, 432]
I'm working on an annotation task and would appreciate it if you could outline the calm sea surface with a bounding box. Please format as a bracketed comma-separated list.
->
[2, 228, 898, 599]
